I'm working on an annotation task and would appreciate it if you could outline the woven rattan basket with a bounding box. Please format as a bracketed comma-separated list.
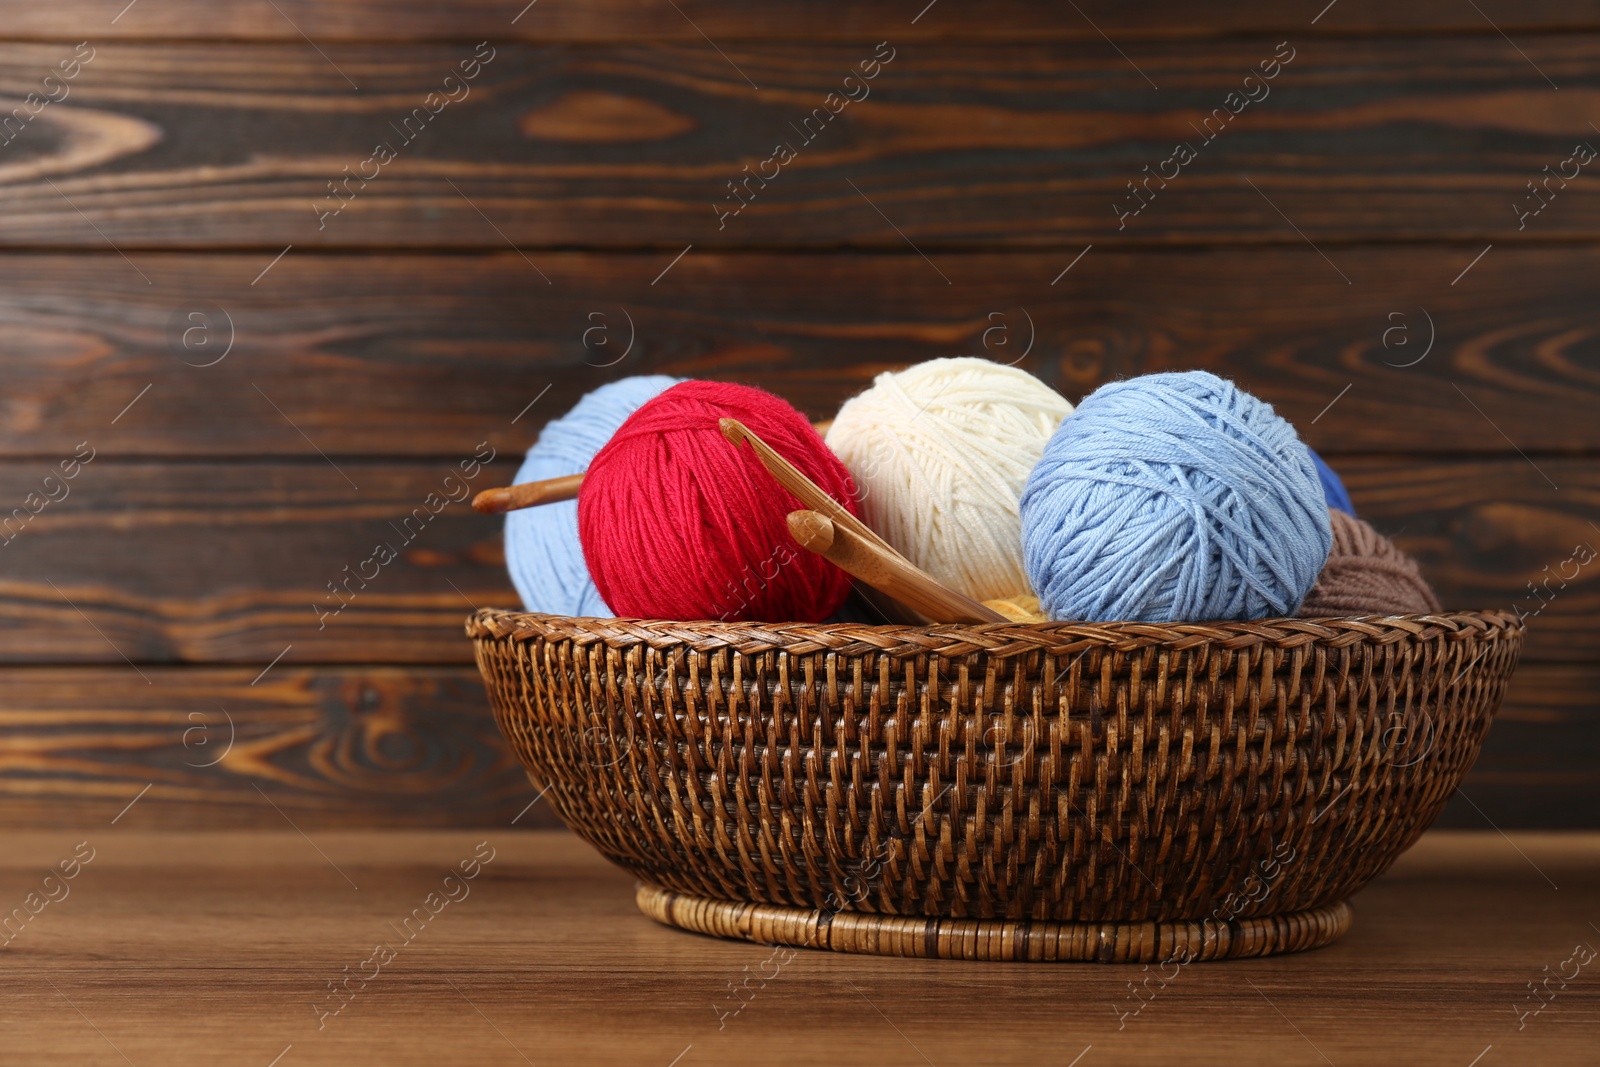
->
[469, 607, 1522, 962]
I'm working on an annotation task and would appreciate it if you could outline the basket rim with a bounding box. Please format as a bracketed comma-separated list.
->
[466, 606, 1523, 656]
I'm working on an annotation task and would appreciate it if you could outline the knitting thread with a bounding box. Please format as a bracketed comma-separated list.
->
[1309, 449, 1355, 516]
[1021, 371, 1332, 622]
[826, 357, 1073, 602]
[1299, 510, 1440, 616]
[580, 380, 858, 622]
[504, 376, 680, 616]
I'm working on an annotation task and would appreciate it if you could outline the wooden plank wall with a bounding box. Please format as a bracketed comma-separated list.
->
[0, 2, 1594, 829]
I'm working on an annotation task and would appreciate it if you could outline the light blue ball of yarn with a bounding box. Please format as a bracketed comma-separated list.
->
[1020, 371, 1332, 623]
[505, 376, 680, 616]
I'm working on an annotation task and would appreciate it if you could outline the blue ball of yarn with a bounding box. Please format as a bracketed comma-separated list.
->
[505, 376, 680, 616]
[1308, 448, 1355, 516]
[1020, 371, 1333, 623]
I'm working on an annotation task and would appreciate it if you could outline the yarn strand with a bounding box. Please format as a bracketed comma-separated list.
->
[1021, 372, 1332, 622]
[504, 376, 681, 616]
[579, 380, 858, 622]
[825, 357, 1074, 602]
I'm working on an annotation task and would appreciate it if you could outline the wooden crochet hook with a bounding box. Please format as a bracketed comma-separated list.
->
[472, 419, 835, 515]
[472, 473, 585, 515]
[720, 417, 1004, 623]
[787, 510, 1007, 625]
[717, 417, 898, 556]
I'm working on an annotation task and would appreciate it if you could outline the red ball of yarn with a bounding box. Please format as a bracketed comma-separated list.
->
[578, 380, 858, 622]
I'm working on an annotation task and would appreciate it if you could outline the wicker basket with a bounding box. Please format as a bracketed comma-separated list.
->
[469, 607, 1522, 962]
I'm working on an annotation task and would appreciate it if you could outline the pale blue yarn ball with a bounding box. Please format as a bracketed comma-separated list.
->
[505, 376, 680, 616]
[1020, 371, 1332, 623]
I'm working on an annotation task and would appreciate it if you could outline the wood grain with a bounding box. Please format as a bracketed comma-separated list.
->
[1440, 662, 1600, 831]
[0, 666, 550, 830]
[0, 458, 1592, 664]
[0, 461, 521, 665]
[1340, 457, 1599, 664]
[4, 247, 1600, 457]
[8, 1, 1600, 40]
[0, 829, 1594, 1065]
[2, 38, 1599, 248]
[0, 7, 1592, 836]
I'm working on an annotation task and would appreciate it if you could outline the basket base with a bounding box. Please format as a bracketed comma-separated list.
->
[637, 885, 1353, 963]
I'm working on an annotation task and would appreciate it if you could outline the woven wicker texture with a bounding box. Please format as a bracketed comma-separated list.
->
[636, 887, 1353, 962]
[470, 608, 1522, 958]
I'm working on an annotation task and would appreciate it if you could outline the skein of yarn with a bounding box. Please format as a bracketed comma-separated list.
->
[1020, 371, 1332, 623]
[1309, 449, 1355, 516]
[824, 357, 1074, 602]
[1299, 510, 1441, 616]
[579, 380, 859, 622]
[504, 375, 681, 616]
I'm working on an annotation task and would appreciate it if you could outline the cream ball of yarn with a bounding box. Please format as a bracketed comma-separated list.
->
[825, 357, 1074, 602]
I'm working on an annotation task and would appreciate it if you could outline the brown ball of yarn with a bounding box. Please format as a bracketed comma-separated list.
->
[1298, 510, 1441, 617]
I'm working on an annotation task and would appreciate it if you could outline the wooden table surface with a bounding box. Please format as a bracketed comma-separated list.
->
[3, 828, 1595, 1066]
